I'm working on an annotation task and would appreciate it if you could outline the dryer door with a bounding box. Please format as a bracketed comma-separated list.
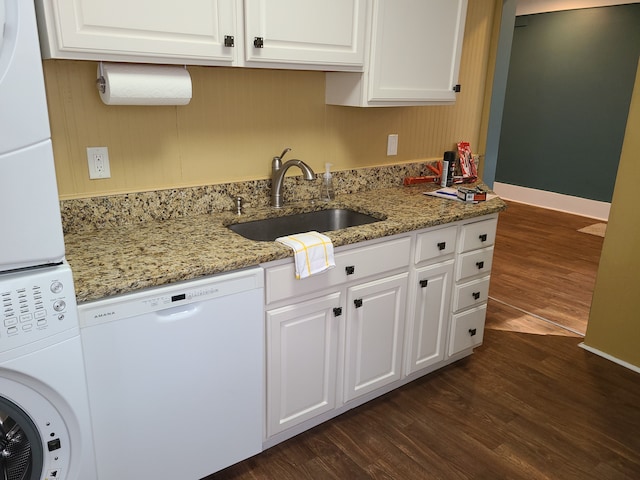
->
[0, 396, 43, 480]
[0, 378, 71, 480]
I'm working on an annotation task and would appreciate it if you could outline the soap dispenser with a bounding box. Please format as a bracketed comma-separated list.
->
[321, 163, 335, 201]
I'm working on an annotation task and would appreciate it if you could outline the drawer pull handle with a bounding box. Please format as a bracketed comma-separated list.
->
[479, 234, 488, 242]
[354, 299, 363, 308]
[476, 261, 484, 269]
[469, 328, 477, 337]
[419, 279, 429, 288]
[472, 291, 481, 300]
[345, 266, 355, 275]
[333, 307, 342, 317]
[437, 242, 446, 251]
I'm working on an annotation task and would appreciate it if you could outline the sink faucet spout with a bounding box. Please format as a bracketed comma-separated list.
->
[271, 149, 315, 208]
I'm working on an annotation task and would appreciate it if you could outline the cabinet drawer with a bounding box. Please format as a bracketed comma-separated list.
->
[414, 226, 457, 264]
[266, 237, 411, 304]
[453, 275, 490, 312]
[459, 218, 498, 253]
[456, 247, 494, 281]
[449, 304, 486, 356]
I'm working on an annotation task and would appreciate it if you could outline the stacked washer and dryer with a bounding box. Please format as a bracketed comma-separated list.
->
[0, 1, 96, 479]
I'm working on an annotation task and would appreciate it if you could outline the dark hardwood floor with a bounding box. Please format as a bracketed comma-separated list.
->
[488, 201, 604, 335]
[204, 202, 634, 480]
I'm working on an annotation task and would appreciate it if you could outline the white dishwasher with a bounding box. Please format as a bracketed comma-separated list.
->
[78, 267, 264, 480]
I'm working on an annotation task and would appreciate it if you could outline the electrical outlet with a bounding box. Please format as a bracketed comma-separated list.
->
[87, 147, 111, 179]
[387, 134, 398, 156]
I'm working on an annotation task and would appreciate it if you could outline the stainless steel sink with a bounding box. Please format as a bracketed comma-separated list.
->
[227, 208, 383, 241]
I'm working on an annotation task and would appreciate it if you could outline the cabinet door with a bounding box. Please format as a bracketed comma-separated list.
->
[38, 0, 238, 64]
[344, 273, 408, 402]
[368, 0, 467, 102]
[266, 292, 343, 437]
[243, 0, 366, 69]
[404, 260, 454, 376]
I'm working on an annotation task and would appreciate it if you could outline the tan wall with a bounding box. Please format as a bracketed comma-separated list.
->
[42, 0, 497, 200]
[584, 59, 640, 368]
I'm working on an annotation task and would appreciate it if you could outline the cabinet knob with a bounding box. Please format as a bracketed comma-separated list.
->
[345, 266, 355, 275]
[476, 261, 484, 269]
[479, 234, 488, 242]
[354, 299, 363, 308]
[254, 37, 264, 48]
[224, 35, 235, 48]
[472, 291, 481, 300]
[468, 328, 477, 337]
[419, 279, 429, 288]
[437, 241, 446, 251]
[453, 84, 461, 92]
[333, 307, 342, 317]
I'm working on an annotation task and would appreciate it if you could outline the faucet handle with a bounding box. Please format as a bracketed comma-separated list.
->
[272, 147, 291, 171]
[277, 147, 291, 161]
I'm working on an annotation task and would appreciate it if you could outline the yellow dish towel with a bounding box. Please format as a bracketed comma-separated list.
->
[276, 231, 336, 279]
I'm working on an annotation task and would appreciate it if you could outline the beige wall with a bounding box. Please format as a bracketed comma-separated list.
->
[584, 59, 640, 368]
[42, 0, 497, 200]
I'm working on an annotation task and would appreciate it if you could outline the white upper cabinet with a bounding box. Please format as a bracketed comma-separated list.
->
[243, 0, 366, 70]
[35, 0, 366, 70]
[35, 0, 239, 65]
[326, 0, 468, 106]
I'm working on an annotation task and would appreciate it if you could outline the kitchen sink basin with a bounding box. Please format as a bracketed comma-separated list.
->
[228, 208, 383, 241]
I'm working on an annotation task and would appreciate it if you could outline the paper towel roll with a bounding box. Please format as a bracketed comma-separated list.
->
[98, 63, 192, 106]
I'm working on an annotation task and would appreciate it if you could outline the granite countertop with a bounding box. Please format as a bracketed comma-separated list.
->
[65, 184, 506, 303]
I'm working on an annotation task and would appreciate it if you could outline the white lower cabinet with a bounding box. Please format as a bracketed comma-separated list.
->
[265, 292, 342, 437]
[263, 215, 498, 444]
[447, 216, 498, 358]
[344, 273, 408, 402]
[264, 236, 410, 439]
[404, 260, 454, 375]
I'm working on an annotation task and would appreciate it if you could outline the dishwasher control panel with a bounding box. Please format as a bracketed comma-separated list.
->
[0, 263, 78, 353]
[78, 267, 264, 327]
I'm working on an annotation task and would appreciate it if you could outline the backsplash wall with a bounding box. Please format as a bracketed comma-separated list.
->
[42, 0, 497, 200]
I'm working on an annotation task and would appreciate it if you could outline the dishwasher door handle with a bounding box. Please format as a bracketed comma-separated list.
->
[155, 303, 202, 322]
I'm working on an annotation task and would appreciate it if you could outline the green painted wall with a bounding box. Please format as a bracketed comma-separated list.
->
[495, 4, 640, 202]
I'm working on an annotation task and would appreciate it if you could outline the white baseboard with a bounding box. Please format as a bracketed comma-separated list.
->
[579, 342, 640, 374]
[493, 182, 610, 221]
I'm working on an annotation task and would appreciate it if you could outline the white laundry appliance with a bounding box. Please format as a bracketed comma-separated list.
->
[0, 1, 97, 479]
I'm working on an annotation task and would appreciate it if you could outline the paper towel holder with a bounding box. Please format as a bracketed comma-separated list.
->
[96, 61, 190, 95]
[96, 62, 106, 94]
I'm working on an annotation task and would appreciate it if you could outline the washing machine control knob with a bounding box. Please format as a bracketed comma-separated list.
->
[53, 300, 66, 312]
[50, 281, 64, 294]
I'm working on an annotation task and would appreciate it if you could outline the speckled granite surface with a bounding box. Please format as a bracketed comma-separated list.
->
[62, 163, 506, 303]
[61, 162, 434, 233]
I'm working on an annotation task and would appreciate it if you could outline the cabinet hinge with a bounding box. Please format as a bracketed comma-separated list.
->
[224, 35, 234, 48]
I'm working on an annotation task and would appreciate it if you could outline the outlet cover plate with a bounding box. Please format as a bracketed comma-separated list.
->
[87, 147, 111, 179]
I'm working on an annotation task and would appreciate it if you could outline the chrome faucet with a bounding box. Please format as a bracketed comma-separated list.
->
[271, 148, 315, 208]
